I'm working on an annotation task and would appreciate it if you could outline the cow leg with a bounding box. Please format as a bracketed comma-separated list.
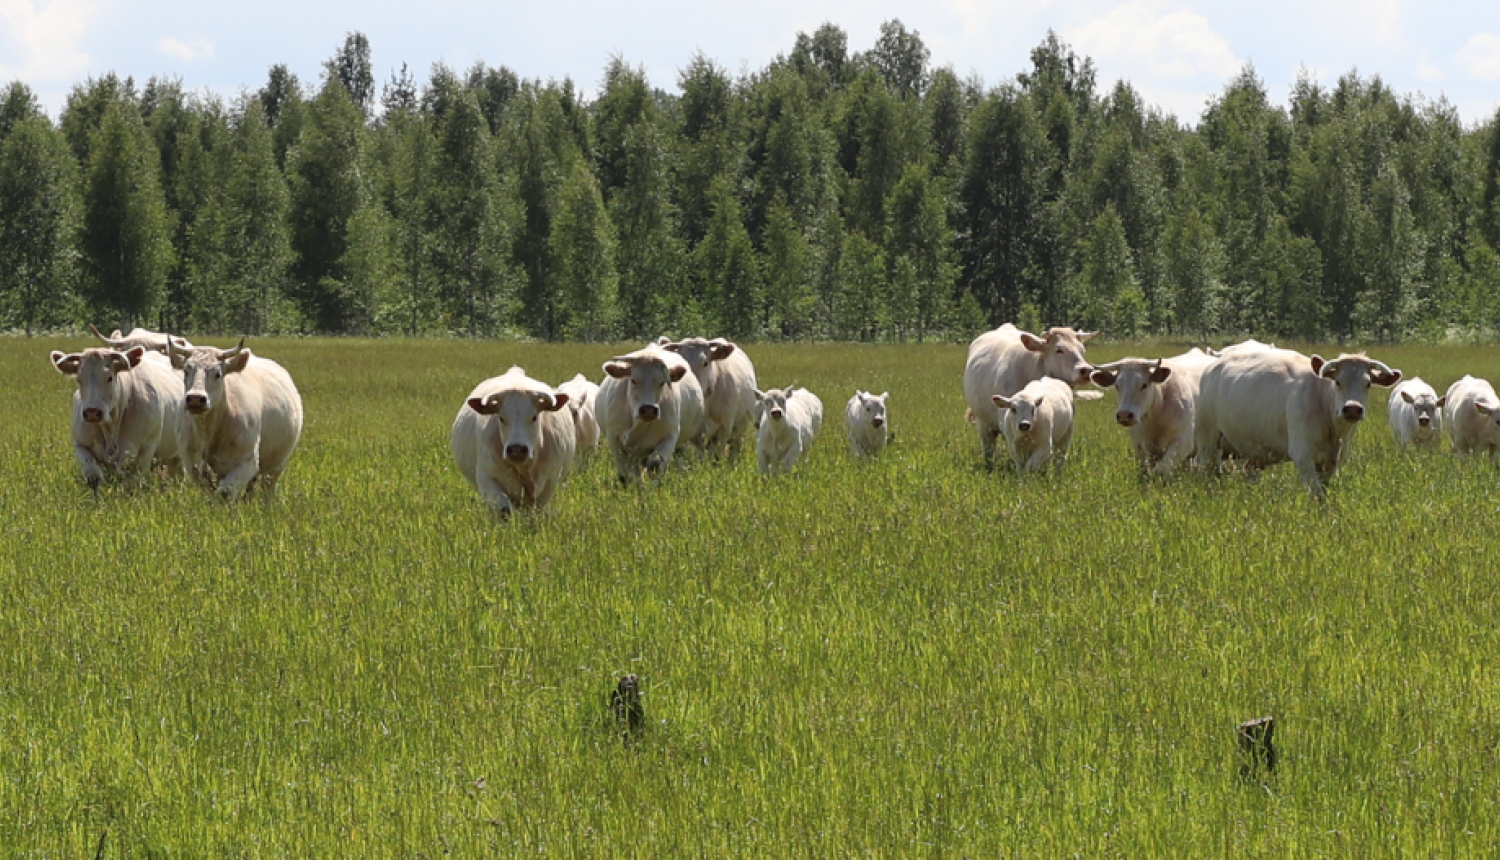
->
[608, 437, 638, 485]
[646, 432, 679, 477]
[782, 439, 802, 472]
[1289, 443, 1327, 499]
[978, 422, 1001, 468]
[474, 471, 515, 516]
[74, 444, 104, 490]
[217, 457, 261, 501]
[1154, 437, 1193, 477]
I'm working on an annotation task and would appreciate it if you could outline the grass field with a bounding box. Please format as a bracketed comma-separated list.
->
[3, 335, 1500, 856]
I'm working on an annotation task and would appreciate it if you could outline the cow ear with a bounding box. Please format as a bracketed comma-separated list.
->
[1020, 332, 1046, 352]
[710, 340, 736, 360]
[754, 389, 765, 401]
[878, 391, 889, 402]
[655, 336, 672, 346]
[125, 346, 145, 367]
[662, 342, 683, 353]
[223, 349, 251, 373]
[991, 395, 1012, 409]
[668, 364, 688, 383]
[1400, 390, 1414, 404]
[169, 349, 188, 369]
[1370, 367, 1401, 387]
[544, 392, 569, 412]
[1150, 365, 1173, 384]
[1477, 402, 1496, 416]
[51, 351, 81, 375]
[1436, 396, 1447, 408]
[467, 396, 500, 415]
[1310, 354, 1328, 377]
[1089, 369, 1118, 388]
[603, 361, 632, 379]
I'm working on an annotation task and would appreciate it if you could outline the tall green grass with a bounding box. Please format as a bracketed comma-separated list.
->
[2, 336, 1498, 856]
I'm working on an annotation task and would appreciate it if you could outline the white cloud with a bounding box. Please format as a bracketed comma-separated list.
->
[158, 36, 214, 62]
[1067, 1, 1240, 80]
[1415, 53, 1443, 82]
[1456, 33, 1500, 81]
[0, 0, 96, 82]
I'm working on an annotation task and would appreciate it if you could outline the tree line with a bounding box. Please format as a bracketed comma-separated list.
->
[4, 24, 1500, 343]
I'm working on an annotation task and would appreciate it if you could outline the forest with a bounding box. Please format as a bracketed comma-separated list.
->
[3, 23, 1500, 343]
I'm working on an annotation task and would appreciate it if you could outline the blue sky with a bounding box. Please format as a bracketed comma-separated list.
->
[4, 0, 1500, 126]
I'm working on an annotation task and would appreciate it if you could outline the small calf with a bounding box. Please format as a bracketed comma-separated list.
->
[755, 386, 823, 474]
[991, 377, 1075, 473]
[1388, 378, 1445, 447]
[844, 390, 889, 458]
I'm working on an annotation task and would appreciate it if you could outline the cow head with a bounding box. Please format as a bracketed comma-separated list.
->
[1475, 401, 1500, 439]
[1020, 326, 1096, 385]
[1311, 354, 1401, 424]
[660, 337, 736, 397]
[992, 392, 1039, 434]
[604, 349, 687, 423]
[51, 346, 145, 424]
[851, 390, 889, 429]
[755, 387, 800, 425]
[170, 337, 251, 416]
[1398, 386, 1445, 429]
[1090, 358, 1171, 427]
[467, 371, 569, 464]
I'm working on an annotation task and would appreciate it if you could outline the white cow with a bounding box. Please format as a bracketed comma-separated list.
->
[92, 325, 193, 355]
[1207, 339, 1275, 358]
[1444, 376, 1500, 457]
[1194, 348, 1401, 496]
[596, 346, 703, 483]
[755, 386, 823, 474]
[658, 336, 758, 456]
[452, 367, 576, 515]
[844, 390, 889, 457]
[556, 373, 601, 456]
[991, 377, 1075, 473]
[1089, 348, 1216, 475]
[168, 338, 304, 500]
[963, 323, 1096, 465]
[1388, 378, 1445, 447]
[50, 346, 184, 488]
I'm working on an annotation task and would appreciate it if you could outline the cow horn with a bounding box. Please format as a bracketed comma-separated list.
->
[165, 333, 190, 358]
[220, 337, 247, 360]
[1153, 357, 1163, 370]
[1091, 360, 1126, 373]
[90, 324, 125, 347]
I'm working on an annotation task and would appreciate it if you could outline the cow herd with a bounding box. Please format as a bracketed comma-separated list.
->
[44, 323, 1500, 511]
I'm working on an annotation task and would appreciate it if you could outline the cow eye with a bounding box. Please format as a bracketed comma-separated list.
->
[1141, 382, 1148, 391]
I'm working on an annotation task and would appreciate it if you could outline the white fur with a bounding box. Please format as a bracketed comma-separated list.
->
[756, 387, 823, 474]
[659, 337, 758, 456]
[1388, 378, 1444, 447]
[844, 390, 889, 457]
[556, 373, 601, 455]
[51, 346, 184, 488]
[992, 377, 1074, 472]
[171, 343, 303, 500]
[452, 367, 576, 514]
[1444, 376, 1500, 457]
[962, 323, 1095, 465]
[596, 346, 703, 483]
[1091, 348, 1214, 475]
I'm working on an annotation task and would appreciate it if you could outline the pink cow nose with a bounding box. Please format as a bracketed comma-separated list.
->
[1342, 403, 1364, 421]
[82, 407, 103, 423]
[637, 404, 659, 421]
[1116, 411, 1136, 427]
[505, 444, 531, 463]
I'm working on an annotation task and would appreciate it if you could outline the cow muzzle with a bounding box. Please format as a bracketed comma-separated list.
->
[1341, 402, 1364, 421]
[1116, 411, 1136, 427]
[872, 417, 885, 428]
[770, 409, 784, 421]
[637, 404, 659, 421]
[1076, 367, 1093, 383]
[82, 407, 104, 423]
[1017, 420, 1033, 433]
[1418, 415, 1431, 427]
[504, 444, 532, 463]
[185, 394, 209, 414]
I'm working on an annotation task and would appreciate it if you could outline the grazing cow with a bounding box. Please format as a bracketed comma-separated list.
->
[1089, 348, 1216, 475]
[50, 346, 184, 488]
[452, 367, 576, 515]
[556, 373, 601, 455]
[1388, 378, 1445, 447]
[1194, 348, 1401, 496]
[658, 337, 758, 456]
[755, 386, 823, 474]
[167, 338, 304, 500]
[596, 346, 703, 483]
[1444, 376, 1500, 457]
[963, 323, 1096, 465]
[91, 325, 193, 355]
[844, 390, 890, 458]
[991, 377, 1075, 473]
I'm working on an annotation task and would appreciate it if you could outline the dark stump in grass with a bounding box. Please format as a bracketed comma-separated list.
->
[1238, 716, 1277, 777]
[612, 673, 644, 739]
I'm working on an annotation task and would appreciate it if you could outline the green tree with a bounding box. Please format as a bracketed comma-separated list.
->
[611, 121, 687, 337]
[866, 19, 930, 99]
[259, 64, 305, 168]
[1072, 204, 1145, 335]
[696, 176, 763, 337]
[550, 162, 618, 341]
[79, 101, 173, 328]
[0, 82, 44, 141]
[224, 99, 293, 334]
[327, 31, 375, 119]
[1161, 201, 1222, 337]
[60, 73, 136, 166]
[886, 162, 957, 340]
[834, 230, 887, 340]
[0, 117, 77, 334]
[761, 194, 816, 339]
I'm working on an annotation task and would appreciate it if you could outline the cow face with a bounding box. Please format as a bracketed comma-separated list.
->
[853, 390, 889, 429]
[1021, 327, 1096, 385]
[172, 341, 251, 416]
[1090, 359, 1171, 427]
[1312, 354, 1401, 424]
[604, 352, 686, 422]
[51, 347, 145, 424]
[992, 393, 1039, 434]
[1399, 388, 1445, 429]
[756, 388, 794, 424]
[661, 337, 736, 397]
[468, 388, 569, 464]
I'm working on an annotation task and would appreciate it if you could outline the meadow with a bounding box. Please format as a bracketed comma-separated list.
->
[2, 335, 1499, 857]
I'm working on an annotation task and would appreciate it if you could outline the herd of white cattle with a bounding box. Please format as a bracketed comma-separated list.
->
[46, 323, 1500, 511]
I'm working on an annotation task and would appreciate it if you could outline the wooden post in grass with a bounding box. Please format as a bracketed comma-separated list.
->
[1238, 716, 1277, 777]
[612, 674, 644, 739]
